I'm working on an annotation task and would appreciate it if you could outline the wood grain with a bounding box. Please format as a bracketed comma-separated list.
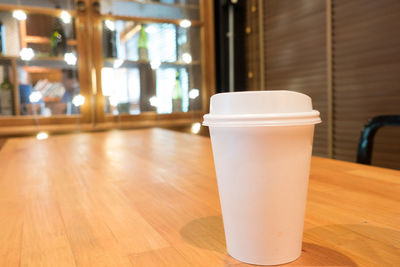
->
[0, 138, 6, 150]
[0, 129, 399, 266]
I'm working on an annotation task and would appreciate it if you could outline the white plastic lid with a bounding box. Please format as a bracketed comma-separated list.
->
[203, 90, 321, 127]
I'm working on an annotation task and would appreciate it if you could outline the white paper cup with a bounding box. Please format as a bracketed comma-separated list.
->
[203, 91, 321, 265]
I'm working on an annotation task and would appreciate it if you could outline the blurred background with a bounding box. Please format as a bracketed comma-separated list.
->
[0, 0, 399, 170]
[225, 0, 400, 170]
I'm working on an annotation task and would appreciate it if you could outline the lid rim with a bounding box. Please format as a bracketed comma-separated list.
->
[204, 110, 320, 120]
[203, 110, 321, 127]
[203, 118, 322, 127]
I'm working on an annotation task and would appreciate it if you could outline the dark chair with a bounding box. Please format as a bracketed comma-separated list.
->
[357, 115, 400, 165]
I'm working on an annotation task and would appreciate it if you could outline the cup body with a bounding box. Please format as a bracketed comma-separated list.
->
[209, 124, 315, 265]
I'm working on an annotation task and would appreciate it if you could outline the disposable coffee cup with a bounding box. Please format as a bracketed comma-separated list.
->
[203, 90, 321, 265]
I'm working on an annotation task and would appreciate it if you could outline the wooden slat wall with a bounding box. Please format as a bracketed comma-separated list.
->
[245, 0, 400, 168]
[262, 0, 328, 157]
[332, 0, 400, 169]
[245, 0, 260, 91]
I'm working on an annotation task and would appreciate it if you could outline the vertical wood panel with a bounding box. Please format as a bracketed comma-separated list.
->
[258, 0, 265, 91]
[245, 0, 260, 91]
[326, 0, 333, 157]
[332, 0, 400, 169]
[262, 0, 328, 157]
[11, 59, 20, 116]
[246, 0, 400, 168]
[76, 1, 92, 123]
[200, 0, 216, 112]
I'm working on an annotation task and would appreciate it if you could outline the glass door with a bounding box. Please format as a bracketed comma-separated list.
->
[92, 0, 209, 123]
[0, 0, 214, 131]
[0, 0, 91, 126]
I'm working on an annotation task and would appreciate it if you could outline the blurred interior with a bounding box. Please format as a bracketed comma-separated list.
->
[0, 0, 399, 169]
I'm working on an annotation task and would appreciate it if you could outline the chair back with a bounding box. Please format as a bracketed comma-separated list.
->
[357, 115, 400, 164]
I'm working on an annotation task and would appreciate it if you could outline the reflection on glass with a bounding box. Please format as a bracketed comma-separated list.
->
[0, 10, 81, 117]
[0, 11, 76, 58]
[100, 0, 199, 20]
[0, 0, 75, 10]
[19, 68, 81, 116]
[102, 67, 141, 115]
[172, 69, 182, 112]
[110, 22, 175, 62]
[102, 20, 202, 114]
[113, 59, 124, 69]
[156, 67, 189, 113]
[0, 11, 21, 56]
[0, 63, 14, 116]
[102, 64, 202, 114]
[105, 21, 200, 63]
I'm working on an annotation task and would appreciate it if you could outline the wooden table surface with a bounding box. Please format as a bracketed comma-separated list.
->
[0, 128, 399, 267]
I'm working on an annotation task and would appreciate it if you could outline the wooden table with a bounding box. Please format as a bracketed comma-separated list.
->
[0, 128, 399, 267]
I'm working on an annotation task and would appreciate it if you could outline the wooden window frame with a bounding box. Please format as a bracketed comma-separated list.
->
[0, 0, 215, 136]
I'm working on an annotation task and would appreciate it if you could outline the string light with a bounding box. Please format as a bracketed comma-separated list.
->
[150, 60, 161, 70]
[64, 53, 77, 65]
[191, 122, 201, 134]
[36, 132, 49, 140]
[13, 10, 27, 21]
[105, 20, 115, 31]
[189, 89, 200, 99]
[19, 48, 35, 61]
[182, 53, 192, 64]
[149, 96, 159, 107]
[113, 59, 124, 68]
[109, 96, 119, 107]
[179, 19, 191, 28]
[145, 25, 157, 34]
[29, 91, 42, 103]
[61, 11, 71, 24]
[72, 94, 85, 107]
